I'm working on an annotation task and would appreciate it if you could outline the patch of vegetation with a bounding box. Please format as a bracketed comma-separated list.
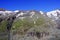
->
[0, 20, 8, 32]
[12, 18, 35, 35]
[36, 18, 45, 26]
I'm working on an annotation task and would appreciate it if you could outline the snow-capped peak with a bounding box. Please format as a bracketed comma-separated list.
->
[47, 9, 60, 17]
[46, 9, 60, 20]
[14, 10, 19, 13]
[0, 9, 60, 20]
[5, 11, 13, 13]
[40, 11, 44, 14]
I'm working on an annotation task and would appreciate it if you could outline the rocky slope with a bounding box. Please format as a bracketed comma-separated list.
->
[0, 9, 60, 40]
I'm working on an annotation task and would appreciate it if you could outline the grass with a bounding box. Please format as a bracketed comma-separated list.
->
[11, 17, 52, 35]
[0, 20, 8, 32]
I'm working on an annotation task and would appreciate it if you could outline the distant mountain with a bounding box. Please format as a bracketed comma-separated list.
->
[46, 9, 60, 20]
[0, 9, 60, 20]
[0, 10, 43, 20]
[46, 9, 60, 29]
[0, 8, 6, 11]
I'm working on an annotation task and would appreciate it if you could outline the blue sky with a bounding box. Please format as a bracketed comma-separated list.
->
[0, 0, 60, 12]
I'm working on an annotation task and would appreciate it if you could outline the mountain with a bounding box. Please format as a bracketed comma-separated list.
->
[0, 9, 60, 26]
[46, 9, 60, 29]
[0, 8, 6, 11]
[46, 9, 60, 20]
[0, 9, 60, 40]
[0, 10, 43, 20]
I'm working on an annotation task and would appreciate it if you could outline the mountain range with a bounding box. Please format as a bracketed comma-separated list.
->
[0, 9, 60, 40]
[0, 9, 60, 20]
